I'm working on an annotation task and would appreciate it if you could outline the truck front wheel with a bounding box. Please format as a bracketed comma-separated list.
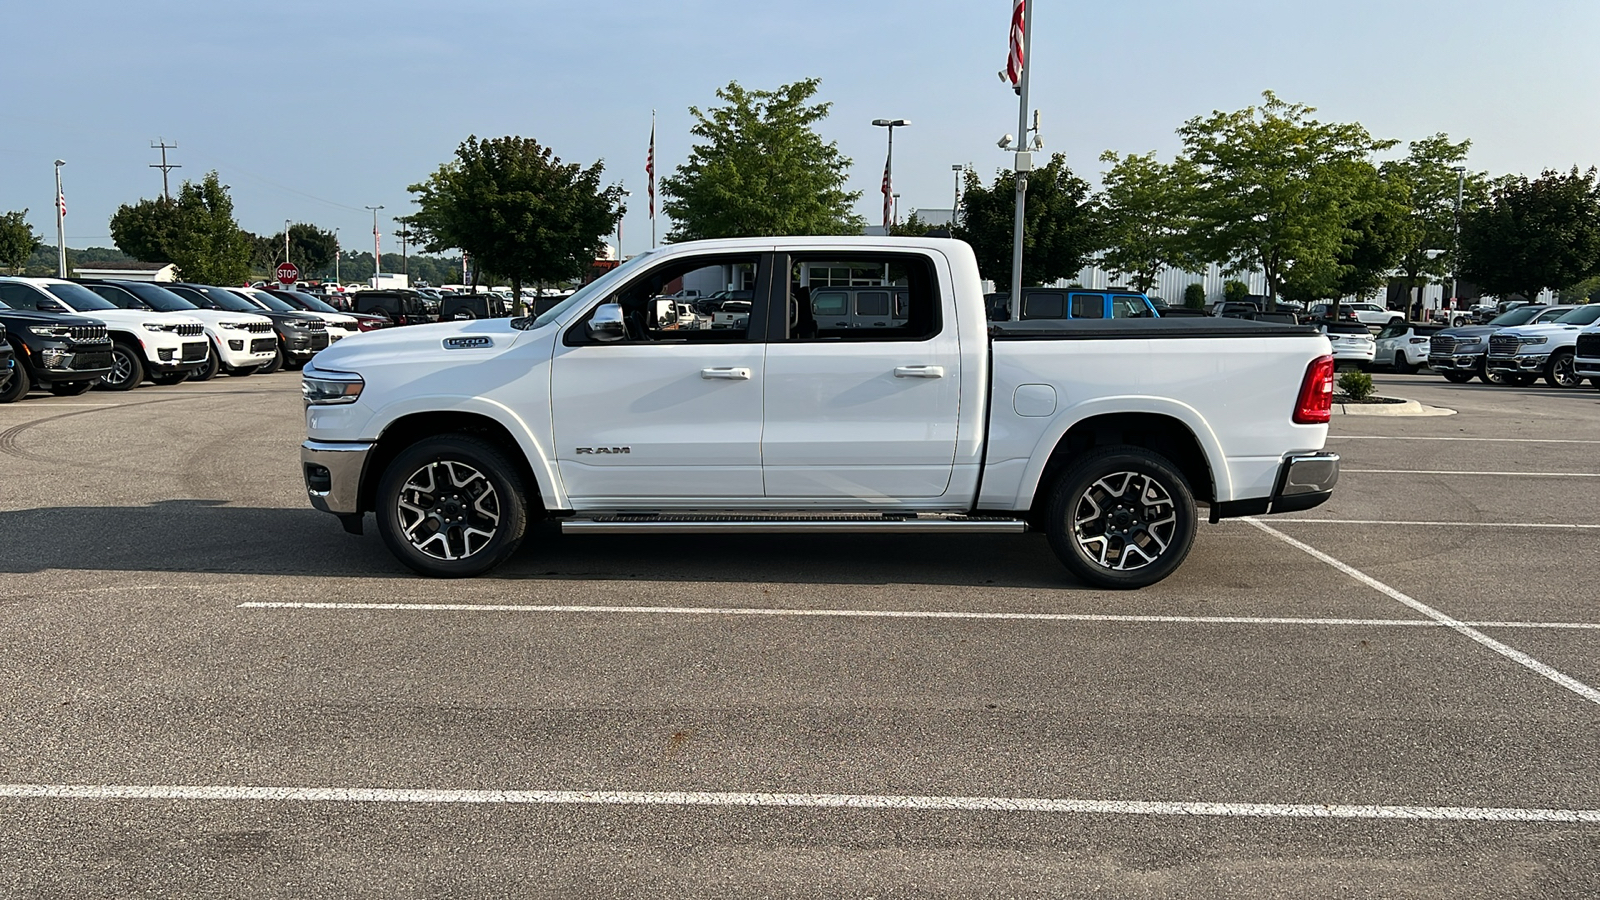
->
[375, 435, 529, 578]
[1044, 447, 1197, 590]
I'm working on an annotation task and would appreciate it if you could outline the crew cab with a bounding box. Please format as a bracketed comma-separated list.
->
[0, 298, 113, 401]
[299, 237, 1339, 589]
[1486, 304, 1600, 388]
[75, 279, 277, 381]
[0, 277, 206, 390]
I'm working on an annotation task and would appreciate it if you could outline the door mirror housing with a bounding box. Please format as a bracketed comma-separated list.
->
[588, 303, 626, 342]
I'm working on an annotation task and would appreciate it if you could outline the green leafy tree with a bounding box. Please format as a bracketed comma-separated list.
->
[1280, 165, 1411, 311]
[1177, 91, 1399, 310]
[1094, 151, 1197, 293]
[109, 198, 178, 263]
[254, 223, 339, 276]
[408, 135, 623, 310]
[954, 153, 1101, 287]
[1461, 167, 1600, 300]
[166, 172, 253, 285]
[889, 210, 940, 237]
[1380, 134, 1489, 305]
[661, 79, 863, 240]
[0, 210, 42, 274]
[1183, 282, 1206, 309]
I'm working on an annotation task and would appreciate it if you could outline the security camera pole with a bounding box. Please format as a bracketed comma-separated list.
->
[1004, 0, 1034, 321]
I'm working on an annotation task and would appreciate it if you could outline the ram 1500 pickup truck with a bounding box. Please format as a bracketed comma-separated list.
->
[299, 237, 1340, 589]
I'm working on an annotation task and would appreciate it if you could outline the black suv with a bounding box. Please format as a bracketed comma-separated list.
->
[166, 283, 328, 373]
[439, 292, 509, 320]
[353, 290, 434, 326]
[0, 298, 114, 401]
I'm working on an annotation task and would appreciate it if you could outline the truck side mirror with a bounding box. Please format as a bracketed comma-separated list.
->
[587, 303, 626, 342]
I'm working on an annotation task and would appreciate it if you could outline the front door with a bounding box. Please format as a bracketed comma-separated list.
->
[550, 253, 771, 504]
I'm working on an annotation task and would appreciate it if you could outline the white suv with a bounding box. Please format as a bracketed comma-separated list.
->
[77, 280, 277, 379]
[235, 288, 361, 342]
[0, 277, 208, 389]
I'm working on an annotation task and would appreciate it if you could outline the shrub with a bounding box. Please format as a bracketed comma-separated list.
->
[1183, 283, 1206, 309]
[1337, 369, 1374, 401]
[1223, 280, 1250, 304]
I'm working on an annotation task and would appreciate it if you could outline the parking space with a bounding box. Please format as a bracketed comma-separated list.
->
[1, 368, 1598, 896]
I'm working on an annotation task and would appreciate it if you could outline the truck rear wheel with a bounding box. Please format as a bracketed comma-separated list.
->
[375, 435, 529, 578]
[1044, 446, 1197, 590]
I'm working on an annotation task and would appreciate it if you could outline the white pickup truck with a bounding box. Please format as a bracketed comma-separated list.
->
[299, 237, 1340, 589]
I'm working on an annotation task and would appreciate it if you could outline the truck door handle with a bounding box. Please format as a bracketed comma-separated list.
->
[894, 366, 945, 378]
[701, 367, 751, 380]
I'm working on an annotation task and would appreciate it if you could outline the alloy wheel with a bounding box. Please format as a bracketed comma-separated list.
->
[1072, 471, 1179, 572]
[394, 459, 502, 561]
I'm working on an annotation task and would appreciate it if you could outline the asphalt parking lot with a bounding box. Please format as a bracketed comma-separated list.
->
[1, 371, 1597, 898]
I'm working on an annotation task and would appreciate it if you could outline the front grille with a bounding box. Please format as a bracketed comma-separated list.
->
[303, 320, 327, 332]
[176, 323, 203, 337]
[1576, 334, 1600, 359]
[247, 321, 272, 334]
[310, 332, 330, 351]
[1430, 335, 1457, 355]
[69, 325, 108, 343]
[157, 348, 175, 362]
[250, 338, 277, 354]
[1488, 334, 1520, 357]
[71, 351, 112, 371]
[181, 341, 208, 362]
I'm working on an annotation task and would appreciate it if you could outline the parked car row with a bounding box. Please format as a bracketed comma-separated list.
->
[1428, 304, 1600, 388]
[0, 276, 377, 403]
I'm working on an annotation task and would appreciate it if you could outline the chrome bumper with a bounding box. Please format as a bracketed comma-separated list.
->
[1208, 451, 1340, 522]
[301, 439, 374, 516]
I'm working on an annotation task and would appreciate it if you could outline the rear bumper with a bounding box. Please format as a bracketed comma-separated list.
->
[1210, 451, 1340, 522]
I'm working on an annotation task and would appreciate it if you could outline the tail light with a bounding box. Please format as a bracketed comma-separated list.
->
[1293, 355, 1336, 424]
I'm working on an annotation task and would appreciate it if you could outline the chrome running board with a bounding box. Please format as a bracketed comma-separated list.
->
[561, 514, 1028, 535]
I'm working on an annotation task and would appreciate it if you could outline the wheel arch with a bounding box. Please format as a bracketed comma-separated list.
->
[358, 408, 555, 516]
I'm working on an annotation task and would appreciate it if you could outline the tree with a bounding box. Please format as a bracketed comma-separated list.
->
[1380, 134, 1490, 306]
[166, 172, 253, 285]
[1461, 167, 1600, 300]
[408, 135, 623, 311]
[1279, 165, 1410, 309]
[1177, 91, 1398, 310]
[954, 153, 1101, 287]
[0, 210, 42, 274]
[109, 198, 178, 263]
[1094, 151, 1197, 293]
[661, 79, 863, 240]
[254, 223, 339, 276]
[889, 210, 939, 237]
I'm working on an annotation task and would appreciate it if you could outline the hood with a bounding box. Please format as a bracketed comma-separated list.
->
[0, 308, 105, 328]
[307, 318, 524, 373]
[1435, 324, 1501, 340]
[1498, 322, 1586, 339]
[73, 308, 203, 329]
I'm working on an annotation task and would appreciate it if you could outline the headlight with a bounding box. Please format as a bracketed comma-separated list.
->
[1520, 336, 1548, 346]
[219, 321, 249, 330]
[25, 324, 73, 339]
[142, 322, 179, 333]
[302, 370, 364, 405]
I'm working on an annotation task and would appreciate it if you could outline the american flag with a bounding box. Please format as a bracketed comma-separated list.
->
[1004, 0, 1026, 93]
[881, 152, 892, 229]
[57, 189, 67, 218]
[646, 117, 656, 219]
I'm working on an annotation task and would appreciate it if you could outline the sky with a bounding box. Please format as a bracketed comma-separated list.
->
[3, 0, 1597, 257]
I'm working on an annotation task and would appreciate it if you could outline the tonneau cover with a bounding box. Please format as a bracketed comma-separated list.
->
[990, 317, 1320, 340]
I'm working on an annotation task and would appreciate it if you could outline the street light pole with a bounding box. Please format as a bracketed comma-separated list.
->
[284, 219, 292, 272]
[1009, 2, 1035, 321]
[871, 118, 910, 231]
[334, 228, 340, 284]
[951, 164, 964, 233]
[365, 205, 384, 284]
[1451, 165, 1466, 307]
[54, 160, 66, 278]
[618, 188, 632, 260]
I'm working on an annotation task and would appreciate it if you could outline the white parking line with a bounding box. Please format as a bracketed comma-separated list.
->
[1, 783, 1595, 823]
[1333, 436, 1600, 445]
[1271, 518, 1600, 531]
[236, 602, 1600, 631]
[1345, 469, 1600, 478]
[1246, 519, 1600, 707]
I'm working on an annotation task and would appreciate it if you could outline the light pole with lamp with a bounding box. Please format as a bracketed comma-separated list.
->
[365, 204, 384, 283]
[54, 160, 66, 277]
[892, 193, 901, 228]
[618, 188, 631, 260]
[334, 228, 341, 285]
[950, 164, 965, 232]
[1451, 165, 1466, 308]
[284, 219, 292, 272]
[871, 119, 910, 231]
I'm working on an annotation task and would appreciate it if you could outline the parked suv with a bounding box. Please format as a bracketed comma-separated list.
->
[75, 279, 277, 381]
[166, 283, 328, 374]
[1428, 305, 1572, 384]
[986, 288, 1160, 321]
[1485, 304, 1600, 387]
[0, 297, 113, 401]
[234, 287, 360, 343]
[439, 292, 509, 320]
[267, 288, 387, 332]
[0, 277, 206, 390]
[352, 290, 434, 326]
[1373, 321, 1443, 373]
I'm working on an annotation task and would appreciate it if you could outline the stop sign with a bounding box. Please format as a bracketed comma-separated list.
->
[276, 262, 300, 285]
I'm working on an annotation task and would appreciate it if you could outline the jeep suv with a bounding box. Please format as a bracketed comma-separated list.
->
[0, 298, 113, 401]
[166, 283, 328, 373]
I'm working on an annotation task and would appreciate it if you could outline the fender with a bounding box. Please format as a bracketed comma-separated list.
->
[1014, 394, 1233, 506]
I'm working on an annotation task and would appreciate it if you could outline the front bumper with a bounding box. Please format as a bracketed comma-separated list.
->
[1573, 356, 1600, 379]
[1210, 451, 1340, 522]
[302, 439, 374, 520]
[1428, 353, 1483, 372]
[1487, 353, 1549, 374]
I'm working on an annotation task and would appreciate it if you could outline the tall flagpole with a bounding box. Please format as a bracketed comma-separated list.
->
[649, 110, 657, 248]
[1008, 0, 1033, 321]
[54, 160, 67, 278]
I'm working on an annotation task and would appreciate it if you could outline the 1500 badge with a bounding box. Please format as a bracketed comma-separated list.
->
[443, 336, 494, 350]
[575, 447, 630, 454]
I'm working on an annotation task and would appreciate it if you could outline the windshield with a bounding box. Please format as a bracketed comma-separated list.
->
[241, 289, 296, 312]
[284, 291, 339, 314]
[125, 283, 199, 312]
[183, 285, 260, 313]
[44, 282, 118, 311]
[1489, 306, 1543, 327]
[527, 251, 659, 329]
[1554, 305, 1600, 326]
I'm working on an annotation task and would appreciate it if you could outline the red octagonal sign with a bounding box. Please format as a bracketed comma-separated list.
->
[276, 262, 300, 285]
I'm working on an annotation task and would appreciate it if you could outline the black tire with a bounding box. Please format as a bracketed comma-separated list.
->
[190, 344, 220, 382]
[1545, 350, 1581, 388]
[1044, 446, 1198, 590]
[1442, 370, 1475, 384]
[1393, 352, 1414, 375]
[260, 343, 284, 374]
[50, 381, 94, 397]
[98, 342, 145, 391]
[375, 435, 530, 578]
[0, 362, 29, 403]
[1481, 365, 1510, 385]
[150, 372, 188, 386]
[226, 365, 258, 377]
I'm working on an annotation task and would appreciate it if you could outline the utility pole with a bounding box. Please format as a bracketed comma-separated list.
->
[393, 219, 411, 275]
[365, 205, 384, 283]
[150, 139, 180, 202]
[334, 228, 341, 284]
[1451, 165, 1466, 307]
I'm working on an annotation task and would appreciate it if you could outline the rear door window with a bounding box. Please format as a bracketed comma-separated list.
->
[1069, 293, 1106, 319]
[1021, 292, 1065, 319]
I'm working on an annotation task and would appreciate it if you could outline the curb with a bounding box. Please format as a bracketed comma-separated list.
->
[1332, 398, 1457, 417]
